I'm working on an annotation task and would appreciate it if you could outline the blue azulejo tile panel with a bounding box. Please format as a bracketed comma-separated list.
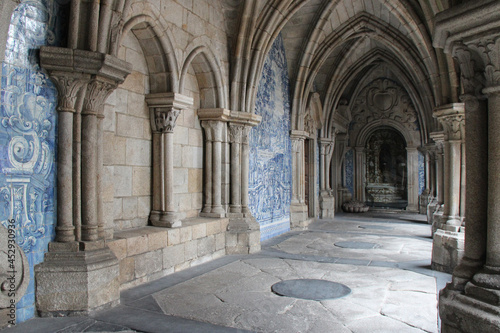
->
[345, 149, 354, 195]
[1, 0, 67, 323]
[418, 150, 425, 195]
[249, 33, 292, 241]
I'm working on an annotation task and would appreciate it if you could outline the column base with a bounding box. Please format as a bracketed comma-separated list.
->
[439, 286, 500, 333]
[427, 200, 440, 225]
[432, 229, 465, 273]
[150, 210, 184, 228]
[290, 203, 312, 230]
[35, 247, 120, 317]
[319, 193, 335, 219]
[226, 216, 261, 254]
[432, 207, 445, 234]
[450, 256, 485, 291]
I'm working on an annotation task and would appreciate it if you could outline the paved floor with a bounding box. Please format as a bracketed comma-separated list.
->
[4, 211, 451, 333]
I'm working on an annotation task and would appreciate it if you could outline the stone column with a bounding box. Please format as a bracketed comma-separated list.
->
[228, 123, 243, 214]
[434, 104, 465, 229]
[290, 131, 309, 228]
[241, 125, 253, 217]
[201, 123, 213, 213]
[431, 104, 465, 274]
[146, 93, 194, 227]
[406, 147, 419, 212]
[354, 147, 365, 202]
[319, 138, 335, 218]
[48, 74, 88, 243]
[201, 110, 262, 254]
[36, 46, 131, 316]
[81, 78, 116, 242]
[430, 132, 445, 205]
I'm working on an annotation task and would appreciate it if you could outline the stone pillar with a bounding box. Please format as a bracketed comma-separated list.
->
[48, 73, 88, 243]
[36, 46, 131, 316]
[434, 4, 500, 330]
[354, 147, 365, 202]
[211, 121, 225, 216]
[290, 131, 309, 228]
[430, 132, 445, 205]
[431, 104, 465, 273]
[146, 93, 194, 227]
[434, 104, 465, 229]
[406, 147, 419, 212]
[81, 78, 116, 242]
[228, 124, 243, 214]
[319, 138, 335, 218]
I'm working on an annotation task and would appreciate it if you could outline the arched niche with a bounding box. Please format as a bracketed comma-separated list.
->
[364, 127, 408, 208]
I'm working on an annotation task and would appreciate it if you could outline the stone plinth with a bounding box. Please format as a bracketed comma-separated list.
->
[432, 229, 465, 274]
[226, 217, 261, 254]
[440, 287, 500, 333]
[35, 247, 120, 316]
[320, 192, 335, 219]
[290, 203, 312, 230]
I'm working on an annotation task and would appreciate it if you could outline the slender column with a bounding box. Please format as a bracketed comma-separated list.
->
[355, 147, 365, 201]
[406, 147, 419, 211]
[434, 104, 465, 229]
[319, 141, 326, 191]
[241, 125, 252, 216]
[290, 132, 306, 204]
[451, 94, 488, 287]
[50, 75, 88, 242]
[228, 123, 243, 214]
[424, 150, 431, 193]
[431, 133, 445, 204]
[485, 87, 500, 268]
[96, 112, 106, 239]
[81, 79, 116, 241]
[146, 93, 193, 227]
[73, 88, 86, 242]
[201, 122, 213, 213]
[460, 140, 466, 220]
[211, 121, 225, 216]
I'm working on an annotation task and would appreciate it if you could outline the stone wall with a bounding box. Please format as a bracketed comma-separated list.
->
[104, 33, 152, 232]
[173, 68, 204, 219]
[249, 34, 292, 241]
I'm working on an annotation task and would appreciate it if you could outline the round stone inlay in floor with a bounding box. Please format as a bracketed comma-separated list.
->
[271, 279, 351, 301]
[334, 241, 380, 249]
[358, 225, 394, 230]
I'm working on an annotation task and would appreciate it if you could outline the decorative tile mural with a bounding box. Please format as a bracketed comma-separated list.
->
[418, 150, 425, 195]
[249, 33, 292, 241]
[344, 149, 354, 195]
[1, 0, 66, 322]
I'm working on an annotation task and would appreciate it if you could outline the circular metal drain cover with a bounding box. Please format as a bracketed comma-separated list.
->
[358, 225, 393, 230]
[271, 279, 351, 301]
[334, 241, 380, 249]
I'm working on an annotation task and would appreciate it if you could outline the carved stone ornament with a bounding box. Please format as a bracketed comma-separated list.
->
[228, 123, 244, 143]
[49, 73, 89, 113]
[452, 44, 485, 96]
[467, 37, 500, 88]
[155, 107, 181, 133]
[351, 78, 419, 132]
[82, 79, 117, 115]
[433, 104, 465, 141]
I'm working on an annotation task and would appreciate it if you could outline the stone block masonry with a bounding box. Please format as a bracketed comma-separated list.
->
[107, 217, 228, 291]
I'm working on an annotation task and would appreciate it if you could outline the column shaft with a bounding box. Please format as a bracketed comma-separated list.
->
[96, 114, 105, 238]
[230, 139, 242, 213]
[203, 139, 213, 213]
[446, 140, 462, 224]
[56, 110, 75, 242]
[487, 91, 500, 267]
[165, 132, 175, 212]
[81, 111, 98, 241]
[241, 126, 251, 215]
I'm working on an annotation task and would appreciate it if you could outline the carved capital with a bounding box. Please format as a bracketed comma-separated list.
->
[228, 123, 244, 143]
[452, 44, 485, 96]
[48, 73, 89, 113]
[433, 104, 465, 141]
[82, 78, 117, 115]
[241, 125, 252, 145]
[154, 107, 181, 133]
[468, 37, 500, 88]
[202, 120, 225, 142]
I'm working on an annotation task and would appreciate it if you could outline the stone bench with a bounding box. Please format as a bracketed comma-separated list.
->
[107, 217, 229, 291]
